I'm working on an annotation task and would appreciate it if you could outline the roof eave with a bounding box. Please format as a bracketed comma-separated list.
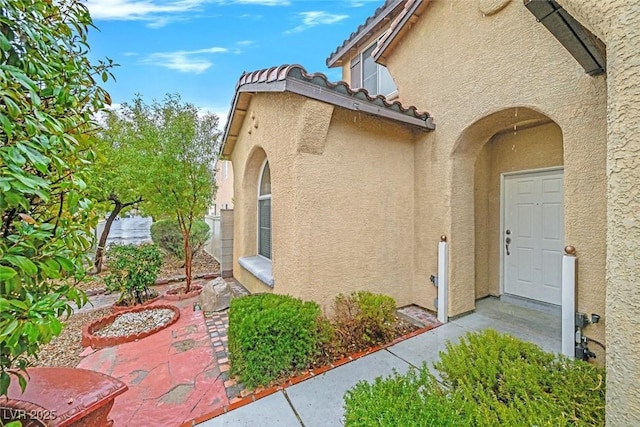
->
[283, 78, 434, 130]
[524, 0, 606, 76]
[326, 0, 405, 68]
[220, 73, 434, 158]
[373, 0, 429, 65]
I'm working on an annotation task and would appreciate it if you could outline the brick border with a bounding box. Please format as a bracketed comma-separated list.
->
[181, 321, 441, 427]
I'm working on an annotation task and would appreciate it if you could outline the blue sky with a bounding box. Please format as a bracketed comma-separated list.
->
[86, 0, 384, 124]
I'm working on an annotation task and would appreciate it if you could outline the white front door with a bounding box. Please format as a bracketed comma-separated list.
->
[503, 169, 564, 305]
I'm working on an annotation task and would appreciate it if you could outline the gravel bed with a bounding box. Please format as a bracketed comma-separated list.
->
[94, 308, 175, 337]
[32, 307, 111, 368]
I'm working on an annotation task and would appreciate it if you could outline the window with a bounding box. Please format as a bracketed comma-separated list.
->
[350, 42, 397, 97]
[258, 160, 271, 259]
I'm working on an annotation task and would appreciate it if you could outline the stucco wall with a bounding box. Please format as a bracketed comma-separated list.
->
[475, 122, 564, 299]
[382, 0, 606, 335]
[231, 92, 418, 310]
[557, 1, 640, 423]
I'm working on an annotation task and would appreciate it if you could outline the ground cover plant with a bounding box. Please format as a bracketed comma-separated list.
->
[228, 292, 416, 389]
[343, 329, 606, 427]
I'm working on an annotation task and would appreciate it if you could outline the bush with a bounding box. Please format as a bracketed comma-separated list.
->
[104, 244, 162, 306]
[228, 294, 329, 388]
[332, 291, 397, 351]
[344, 365, 473, 427]
[150, 219, 210, 260]
[344, 329, 606, 427]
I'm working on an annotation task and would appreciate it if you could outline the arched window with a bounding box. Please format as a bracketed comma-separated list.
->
[258, 160, 271, 259]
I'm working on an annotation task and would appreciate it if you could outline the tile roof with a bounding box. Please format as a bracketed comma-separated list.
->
[326, 0, 405, 68]
[221, 64, 434, 157]
[373, 0, 430, 65]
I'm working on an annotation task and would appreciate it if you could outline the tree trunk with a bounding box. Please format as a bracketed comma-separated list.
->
[183, 230, 192, 292]
[94, 201, 123, 274]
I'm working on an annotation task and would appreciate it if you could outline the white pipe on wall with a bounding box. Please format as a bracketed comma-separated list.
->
[561, 246, 577, 357]
[437, 236, 449, 324]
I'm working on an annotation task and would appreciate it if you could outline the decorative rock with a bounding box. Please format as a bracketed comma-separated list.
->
[94, 308, 175, 337]
[200, 278, 232, 312]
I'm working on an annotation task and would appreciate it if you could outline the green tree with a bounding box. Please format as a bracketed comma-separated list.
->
[0, 0, 113, 394]
[106, 94, 219, 291]
[90, 108, 146, 273]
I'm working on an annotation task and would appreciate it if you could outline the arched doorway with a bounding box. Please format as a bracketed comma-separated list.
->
[450, 107, 564, 312]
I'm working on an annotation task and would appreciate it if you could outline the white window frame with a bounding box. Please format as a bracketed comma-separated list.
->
[257, 159, 272, 260]
[350, 38, 398, 98]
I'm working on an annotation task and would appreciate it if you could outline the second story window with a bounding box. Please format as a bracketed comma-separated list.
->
[350, 42, 397, 98]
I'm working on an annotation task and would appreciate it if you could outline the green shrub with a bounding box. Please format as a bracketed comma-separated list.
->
[344, 329, 606, 427]
[344, 365, 473, 427]
[150, 219, 210, 260]
[104, 244, 162, 306]
[333, 291, 397, 350]
[228, 294, 328, 388]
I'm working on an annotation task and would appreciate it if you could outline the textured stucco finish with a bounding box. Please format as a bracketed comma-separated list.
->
[384, 0, 606, 320]
[228, 0, 640, 420]
[557, 1, 640, 423]
[231, 92, 419, 308]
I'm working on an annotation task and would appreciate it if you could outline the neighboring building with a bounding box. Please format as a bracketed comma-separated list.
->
[219, 1, 640, 424]
[211, 160, 234, 215]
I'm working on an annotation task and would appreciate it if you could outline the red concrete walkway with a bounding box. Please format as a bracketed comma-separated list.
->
[77, 299, 228, 427]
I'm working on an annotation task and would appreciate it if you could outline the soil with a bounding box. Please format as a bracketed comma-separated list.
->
[313, 318, 418, 369]
[74, 250, 220, 293]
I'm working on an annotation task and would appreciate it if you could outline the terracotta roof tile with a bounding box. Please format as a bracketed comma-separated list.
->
[221, 64, 434, 157]
[326, 0, 405, 67]
[235, 64, 431, 122]
[373, 0, 429, 63]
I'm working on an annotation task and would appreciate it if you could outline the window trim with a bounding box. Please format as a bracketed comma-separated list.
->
[257, 159, 272, 260]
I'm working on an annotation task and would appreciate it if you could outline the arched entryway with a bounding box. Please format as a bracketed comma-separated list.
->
[449, 107, 564, 313]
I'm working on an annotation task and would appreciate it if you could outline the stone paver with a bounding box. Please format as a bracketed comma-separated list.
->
[78, 298, 228, 426]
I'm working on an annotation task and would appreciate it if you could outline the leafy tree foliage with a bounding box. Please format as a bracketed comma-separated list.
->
[91, 107, 146, 273]
[103, 94, 219, 291]
[0, 0, 113, 394]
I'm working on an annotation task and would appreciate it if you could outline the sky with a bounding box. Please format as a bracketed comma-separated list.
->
[85, 0, 385, 125]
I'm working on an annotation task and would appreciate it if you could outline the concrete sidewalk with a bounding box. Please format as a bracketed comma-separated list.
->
[196, 297, 561, 427]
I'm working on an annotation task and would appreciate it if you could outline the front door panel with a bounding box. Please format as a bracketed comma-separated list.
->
[504, 170, 564, 305]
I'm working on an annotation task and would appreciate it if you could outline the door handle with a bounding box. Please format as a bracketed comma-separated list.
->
[505, 237, 511, 256]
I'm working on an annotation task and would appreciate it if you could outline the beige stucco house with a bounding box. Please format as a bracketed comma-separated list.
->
[220, 1, 640, 423]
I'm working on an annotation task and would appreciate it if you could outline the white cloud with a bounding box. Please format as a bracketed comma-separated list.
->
[236, 40, 255, 47]
[216, 0, 289, 5]
[144, 47, 229, 74]
[285, 11, 349, 34]
[86, 0, 205, 27]
[348, 0, 378, 7]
